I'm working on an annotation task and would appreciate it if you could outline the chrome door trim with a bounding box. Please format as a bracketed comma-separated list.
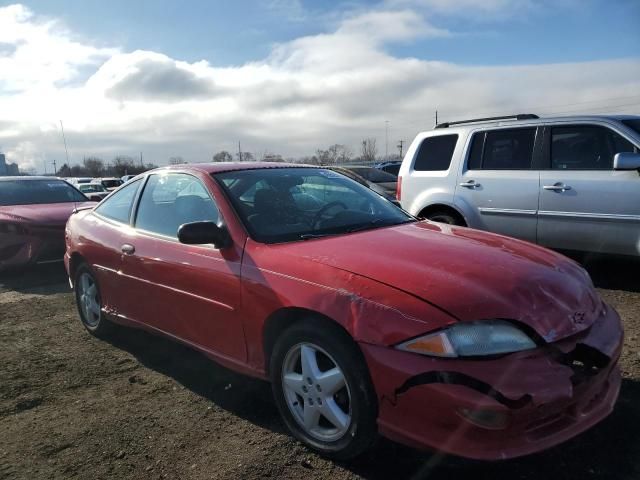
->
[537, 211, 640, 222]
[478, 207, 537, 216]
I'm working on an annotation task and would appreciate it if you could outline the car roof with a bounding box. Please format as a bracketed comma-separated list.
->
[151, 162, 318, 175]
[0, 176, 64, 182]
[427, 114, 640, 133]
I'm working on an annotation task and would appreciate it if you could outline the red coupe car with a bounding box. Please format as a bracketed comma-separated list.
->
[64, 163, 622, 461]
[0, 177, 91, 270]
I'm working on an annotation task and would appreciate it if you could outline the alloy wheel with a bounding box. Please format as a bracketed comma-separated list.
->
[281, 342, 352, 442]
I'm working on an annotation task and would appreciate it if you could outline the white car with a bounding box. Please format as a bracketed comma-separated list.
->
[94, 177, 124, 191]
[398, 114, 640, 256]
[77, 182, 109, 201]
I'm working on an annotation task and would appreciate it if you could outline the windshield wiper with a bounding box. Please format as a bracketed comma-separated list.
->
[298, 232, 341, 240]
[345, 219, 396, 234]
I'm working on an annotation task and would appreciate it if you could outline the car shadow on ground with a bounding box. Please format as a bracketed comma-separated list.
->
[104, 323, 640, 480]
[0, 263, 69, 295]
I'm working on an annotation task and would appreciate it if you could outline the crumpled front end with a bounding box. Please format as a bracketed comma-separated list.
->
[361, 304, 623, 460]
[0, 223, 66, 270]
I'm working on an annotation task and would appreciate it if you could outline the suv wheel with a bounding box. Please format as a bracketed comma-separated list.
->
[424, 210, 465, 226]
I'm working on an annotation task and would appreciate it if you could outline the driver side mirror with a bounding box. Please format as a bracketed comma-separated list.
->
[613, 152, 640, 171]
[177, 221, 232, 248]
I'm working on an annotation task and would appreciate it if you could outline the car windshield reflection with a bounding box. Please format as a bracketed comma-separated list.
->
[215, 167, 413, 243]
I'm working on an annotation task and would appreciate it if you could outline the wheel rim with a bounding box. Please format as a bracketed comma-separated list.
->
[281, 342, 352, 442]
[78, 272, 101, 327]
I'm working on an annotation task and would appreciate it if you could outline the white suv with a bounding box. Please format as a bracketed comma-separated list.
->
[398, 114, 640, 256]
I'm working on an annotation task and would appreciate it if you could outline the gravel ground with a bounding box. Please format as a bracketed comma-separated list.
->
[1, 258, 639, 480]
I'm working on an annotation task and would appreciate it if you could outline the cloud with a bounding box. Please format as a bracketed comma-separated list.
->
[96, 52, 217, 102]
[0, 3, 639, 172]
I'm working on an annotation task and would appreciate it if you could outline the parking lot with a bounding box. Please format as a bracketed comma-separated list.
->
[1, 258, 639, 480]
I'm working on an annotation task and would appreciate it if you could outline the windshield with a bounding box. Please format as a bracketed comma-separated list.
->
[79, 184, 106, 193]
[102, 179, 123, 188]
[215, 168, 413, 243]
[347, 167, 398, 183]
[0, 179, 87, 206]
[621, 119, 640, 137]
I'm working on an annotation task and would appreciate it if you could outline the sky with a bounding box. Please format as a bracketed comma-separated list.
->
[0, 0, 639, 172]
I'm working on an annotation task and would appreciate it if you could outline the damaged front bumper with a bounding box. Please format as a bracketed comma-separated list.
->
[361, 304, 623, 461]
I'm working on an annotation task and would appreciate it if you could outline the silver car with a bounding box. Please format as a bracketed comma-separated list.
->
[399, 114, 640, 256]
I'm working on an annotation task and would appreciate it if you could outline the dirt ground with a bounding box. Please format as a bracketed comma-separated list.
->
[1, 257, 639, 480]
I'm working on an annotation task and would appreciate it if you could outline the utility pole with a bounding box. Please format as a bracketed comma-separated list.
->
[238, 141, 243, 162]
[397, 140, 405, 158]
[435, 110, 438, 127]
[385, 120, 389, 159]
[140, 152, 143, 167]
[43, 160, 47, 175]
[60, 120, 70, 164]
[52, 159, 57, 175]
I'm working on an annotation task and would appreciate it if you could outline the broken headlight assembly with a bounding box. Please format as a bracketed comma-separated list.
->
[396, 320, 536, 358]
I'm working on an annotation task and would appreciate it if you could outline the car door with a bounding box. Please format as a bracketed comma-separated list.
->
[538, 123, 640, 255]
[454, 127, 541, 242]
[117, 172, 246, 361]
[87, 178, 143, 316]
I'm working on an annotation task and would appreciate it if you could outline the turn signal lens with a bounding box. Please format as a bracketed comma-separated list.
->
[396, 331, 456, 357]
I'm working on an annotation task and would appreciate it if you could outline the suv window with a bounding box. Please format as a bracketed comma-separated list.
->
[551, 125, 636, 170]
[135, 173, 219, 238]
[468, 128, 536, 170]
[94, 179, 141, 223]
[413, 135, 458, 171]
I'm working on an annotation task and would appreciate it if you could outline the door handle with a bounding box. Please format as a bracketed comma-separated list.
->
[121, 244, 135, 255]
[459, 180, 480, 188]
[543, 183, 572, 192]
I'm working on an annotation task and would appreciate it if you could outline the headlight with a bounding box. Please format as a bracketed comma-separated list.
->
[396, 320, 536, 358]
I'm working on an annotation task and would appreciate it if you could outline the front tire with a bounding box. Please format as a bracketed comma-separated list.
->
[270, 320, 377, 460]
[424, 209, 464, 226]
[74, 263, 113, 337]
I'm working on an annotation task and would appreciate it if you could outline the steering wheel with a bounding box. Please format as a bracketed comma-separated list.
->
[312, 201, 348, 229]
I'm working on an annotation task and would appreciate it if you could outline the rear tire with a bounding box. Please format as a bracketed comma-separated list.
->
[74, 263, 113, 337]
[270, 320, 377, 460]
[424, 209, 465, 226]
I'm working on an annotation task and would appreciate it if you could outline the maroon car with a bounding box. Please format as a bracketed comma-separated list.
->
[0, 177, 91, 270]
[65, 164, 622, 460]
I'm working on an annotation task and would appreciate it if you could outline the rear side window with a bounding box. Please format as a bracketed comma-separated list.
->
[468, 128, 536, 170]
[94, 179, 141, 223]
[551, 125, 636, 170]
[413, 135, 458, 171]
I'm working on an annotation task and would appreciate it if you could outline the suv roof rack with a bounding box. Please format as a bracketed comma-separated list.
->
[435, 114, 539, 129]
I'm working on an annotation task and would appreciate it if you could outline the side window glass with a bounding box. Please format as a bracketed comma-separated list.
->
[94, 179, 141, 223]
[413, 134, 458, 171]
[481, 128, 536, 169]
[135, 174, 219, 238]
[551, 125, 634, 170]
[467, 133, 484, 170]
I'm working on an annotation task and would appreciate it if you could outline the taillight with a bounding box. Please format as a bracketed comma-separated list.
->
[396, 175, 402, 201]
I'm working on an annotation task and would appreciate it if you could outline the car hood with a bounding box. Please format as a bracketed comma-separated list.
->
[282, 221, 601, 342]
[0, 202, 93, 227]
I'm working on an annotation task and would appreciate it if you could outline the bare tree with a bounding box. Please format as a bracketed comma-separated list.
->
[360, 138, 377, 163]
[236, 151, 255, 162]
[84, 157, 104, 177]
[262, 152, 284, 162]
[112, 156, 135, 176]
[213, 151, 233, 162]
